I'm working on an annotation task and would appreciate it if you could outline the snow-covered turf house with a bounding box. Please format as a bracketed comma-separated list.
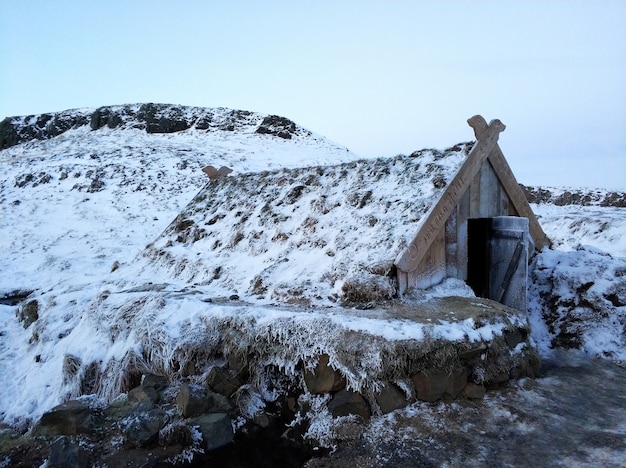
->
[142, 115, 548, 312]
[112, 112, 546, 410]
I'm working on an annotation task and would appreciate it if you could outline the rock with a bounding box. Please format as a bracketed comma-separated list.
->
[0, 116, 20, 149]
[412, 371, 447, 402]
[32, 400, 94, 436]
[195, 114, 212, 130]
[177, 383, 209, 418]
[328, 390, 370, 420]
[1, 111, 88, 149]
[188, 413, 233, 451]
[17, 299, 38, 328]
[142, 374, 168, 391]
[462, 382, 486, 400]
[136, 103, 191, 134]
[208, 389, 233, 413]
[207, 366, 242, 397]
[333, 420, 366, 442]
[158, 421, 196, 447]
[412, 368, 470, 402]
[118, 408, 167, 447]
[304, 354, 345, 394]
[255, 115, 297, 139]
[0, 289, 33, 306]
[48, 436, 90, 468]
[375, 383, 408, 414]
[227, 353, 249, 378]
[128, 385, 159, 406]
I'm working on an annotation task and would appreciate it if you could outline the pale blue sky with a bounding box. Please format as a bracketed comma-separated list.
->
[1, 1, 624, 189]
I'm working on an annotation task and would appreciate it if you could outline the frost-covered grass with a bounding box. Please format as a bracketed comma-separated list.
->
[0, 280, 532, 426]
[123, 144, 472, 305]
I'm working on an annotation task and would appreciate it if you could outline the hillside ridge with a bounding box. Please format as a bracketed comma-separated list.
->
[0, 103, 308, 150]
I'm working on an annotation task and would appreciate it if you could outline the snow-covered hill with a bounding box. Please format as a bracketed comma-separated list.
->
[0, 104, 359, 294]
[1, 104, 624, 454]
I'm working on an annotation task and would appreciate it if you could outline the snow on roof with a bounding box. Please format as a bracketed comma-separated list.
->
[127, 143, 474, 305]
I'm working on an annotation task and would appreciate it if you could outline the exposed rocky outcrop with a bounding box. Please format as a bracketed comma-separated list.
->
[255, 115, 298, 139]
[0, 111, 90, 149]
[521, 184, 626, 207]
[0, 104, 309, 150]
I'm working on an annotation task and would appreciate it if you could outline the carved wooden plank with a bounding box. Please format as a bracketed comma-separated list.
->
[410, 226, 446, 289]
[396, 117, 506, 273]
[468, 115, 550, 250]
[445, 210, 458, 278]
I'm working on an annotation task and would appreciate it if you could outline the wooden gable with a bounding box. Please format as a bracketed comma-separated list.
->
[395, 115, 549, 295]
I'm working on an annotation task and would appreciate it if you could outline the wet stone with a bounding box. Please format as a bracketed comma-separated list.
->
[141, 374, 168, 391]
[48, 436, 90, 468]
[118, 408, 167, 447]
[32, 400, 94, 436]
[328, 390, 370, 420]
[375, 383, 408, 414]
[188, 413, 234, 451]
[177, 383, 209, 418]
[304, 354, 346, 394]
[412, 367, 470, 402]
[207, 366, 242, 397]
[128, 385, 159, 406]
[462, 382, 486, 400]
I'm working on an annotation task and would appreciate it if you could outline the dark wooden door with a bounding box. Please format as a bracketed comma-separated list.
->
[488, 216, 529, 312]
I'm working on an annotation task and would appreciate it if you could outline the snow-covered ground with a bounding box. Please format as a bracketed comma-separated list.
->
[533, 203, 626, 257]
[1, 106, 625, 464]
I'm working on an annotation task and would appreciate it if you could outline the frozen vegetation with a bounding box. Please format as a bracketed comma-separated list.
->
[0, 105, 624, 466]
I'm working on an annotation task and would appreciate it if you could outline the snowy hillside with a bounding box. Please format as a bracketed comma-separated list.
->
[0, 104, 359, 294]
[1, 104, 624, 459]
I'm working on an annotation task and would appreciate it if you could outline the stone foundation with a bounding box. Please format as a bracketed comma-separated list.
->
[3, 296, 539, 465]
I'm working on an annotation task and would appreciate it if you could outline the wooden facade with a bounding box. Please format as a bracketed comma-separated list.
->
[395, 115, 549, 298]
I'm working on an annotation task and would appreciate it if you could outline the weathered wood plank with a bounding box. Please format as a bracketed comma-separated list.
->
[479, 160, 499, 217]
[445, 209, 458, 278]
[469, 168, 481, 219]
[456, 189, 470, 281]
[395, 117, 506, 273]
[499, 179, 510, 215]
[468, 115, 550, 250]
[410, 226, 446, 289]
